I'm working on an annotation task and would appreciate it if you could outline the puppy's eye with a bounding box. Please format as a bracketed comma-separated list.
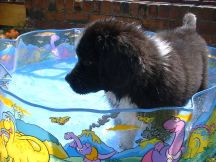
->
[82, 60, 93, 66]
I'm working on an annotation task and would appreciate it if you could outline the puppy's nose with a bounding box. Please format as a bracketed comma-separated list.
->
[65, 74, 70, 83]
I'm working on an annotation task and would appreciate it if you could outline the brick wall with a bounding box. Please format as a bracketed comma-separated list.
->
[25, 0, 216, 46]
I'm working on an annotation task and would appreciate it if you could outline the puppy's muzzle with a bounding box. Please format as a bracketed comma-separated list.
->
[65, 73, 71, 83]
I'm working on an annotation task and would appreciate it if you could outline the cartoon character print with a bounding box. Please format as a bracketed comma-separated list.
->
[64, 132, 116, 162]
[0, 112, 49, 162]
[142, 117, 185, 162]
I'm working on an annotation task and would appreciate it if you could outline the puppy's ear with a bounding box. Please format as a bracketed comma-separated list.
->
[97, 33, 142, 90]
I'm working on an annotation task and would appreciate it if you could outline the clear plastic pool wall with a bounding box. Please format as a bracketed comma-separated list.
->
[0, 29, 216, 162]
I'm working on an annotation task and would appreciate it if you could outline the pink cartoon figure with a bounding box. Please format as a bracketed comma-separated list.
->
[64, 132, 116, 162]
[142, 117, 185, 162]
[50, 34, 71, 58]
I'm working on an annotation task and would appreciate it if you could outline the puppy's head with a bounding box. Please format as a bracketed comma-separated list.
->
[65, 19, 144, 95]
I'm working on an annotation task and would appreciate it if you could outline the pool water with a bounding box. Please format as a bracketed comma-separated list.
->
[8, 57, 109, 109]
[7, 57, 119, 147]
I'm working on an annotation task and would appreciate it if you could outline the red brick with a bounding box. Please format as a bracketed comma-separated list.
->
[197, 21, 216, 34]
[55, 23, 85, 29]
[129, 2, 139, 17]
[214, 10, 216, 21]
[92, 1, 101, 13]
[41, 0, 49, 10]
[83, 1, 93, 13]
[65, 0, 74, 11]
[44, 12, 56, 21]
[112, 1, 121, 16]
[65, 11, 75, 20]
[212, 35, 216, 46]
[65, 11, 88, 22]
[138, 3, 148, 18]
[89, 14, 111, 22]
[55, 12, 65, 21]
[201, 34, 216, 46]
[26, 1, 216, 45]
[169, 20, 181, 28]
[161, 20, 170, 29]
[158, 5, 170, 18]
[202, 8, 216, 21]
[120, 2, 130, 16]
[74, 1, 83, 11]
[170, 6, 189, 19]
[191, 7, 216, 21]
[25, 0, 32, 9]
[101, 1, 112, 15]
[33, 20, 44, 28]
[48, 1, 57, 12]
[201, 34, 209, 40]
[56, 0, 65, 11]
[32, 0, 43, 9]
[142, 19, 170, 30]
[169, 6, 181, 19]
[40, 0, 49, 10]
[39, 21, 83, 29]
[28, 9, 45, 20]
[55, 22, 75, 29]
[148, 4, 158, 18]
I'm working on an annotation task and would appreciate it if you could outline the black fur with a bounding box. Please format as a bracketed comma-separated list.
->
[65, 16, 209, 109]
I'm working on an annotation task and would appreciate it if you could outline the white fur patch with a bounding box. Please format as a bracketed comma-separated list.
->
[136, 25, 142, 30]
[150, 36, 172, 58]
[106, 91, 138, 109]
[105, 91, 139, 125]
[105, 91, 149, 149]
[105, 91, 144, 126]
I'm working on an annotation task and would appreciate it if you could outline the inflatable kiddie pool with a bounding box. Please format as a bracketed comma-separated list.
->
[0, 29, 216, 162]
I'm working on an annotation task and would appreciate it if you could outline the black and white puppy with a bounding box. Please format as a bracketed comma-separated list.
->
[65, 13, 209, 149]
